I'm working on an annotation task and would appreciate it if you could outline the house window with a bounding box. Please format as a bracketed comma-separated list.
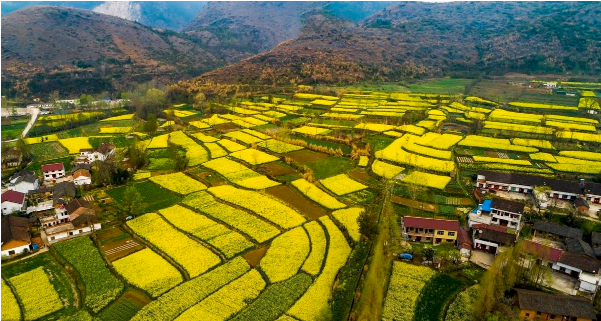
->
[448, 232, 455, 237]
[536, 312, 541, 316]
[8, 250, 15, 255]
[437, 231, 444, 235]
[524, 313, 529, 317]
[50, 236, 55, 240]
[79, 229, 83, 233]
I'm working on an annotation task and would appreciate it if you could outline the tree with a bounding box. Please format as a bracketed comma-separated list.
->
[121, 186, 144, 218]
[128, 139, 148, 170]
[192, 92, 206, 110]
[143, 113, 158, 134]
[358, 210, 378, 240]
[423, 246, 435, 264]
[79, 94, 94, 107]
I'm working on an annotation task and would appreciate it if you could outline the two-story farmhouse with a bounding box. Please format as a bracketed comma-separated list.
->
[401, 216, 460, 245]
[42, 163, 65, 181]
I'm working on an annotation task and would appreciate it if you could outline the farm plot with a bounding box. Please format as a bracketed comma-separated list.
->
[183, 191, 280, 243]
[302, 221, 327, 276]
[106, 181, 180, 212]
[415, 133, 463, 150]
[332, 207, 364, 242]
[512, 138, 554, 149]
[472, 156, 532, 166]
[149, 172, 207, 195]
[402, 171, 452, 190]
[209, 185, 306, 229]
[546, 121, 596, 132]
[376, 136, 456, 174]
[27, 141, 69, 161]
[147, 134, 170, 149]
[382, 262, 436, 321]
[203, 158, 280, 189]
[371, 159, 404, 179]
[127, 213, 221, 277]
[559, 151, 601, 161]
[217, 139, 247, 152]
[445, 285, 479, 321]
[292, 126, 331, 136]
[225, 131, 265, 144]
[404, 141, 452, 159]
[230, 148, 279, 165]
[509, 102, 578, 111]
[413, 274, 465, 321]
[160, 205, 253, 258]
[131, 257, 250, 321]
[99, 127, 132, 134]
[54, 237, 123, 312]
[2, 279, 21, 321]
[287, 217, 351, 321]
[203, 142, 228, 158]
[556, 131, 601, 143]
[23, 134, 59, 145]
[112, 248, 183, 298]
[259, 227, 310, 283]
[291, 178, 347, 210]
[458, 135, 538, 152]
[8, 267, 63, 320]
[101, 113, 134, 121]
[58, 137, 93, 154]
[320, 174, 368, 196]
[169, 131, 209, 166]
[175, 270, 266, 321]
[258, 139, 304, 153]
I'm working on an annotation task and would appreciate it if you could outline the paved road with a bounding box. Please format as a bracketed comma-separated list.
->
[21, 107, 39, 138]
[2, 107, 39, 141]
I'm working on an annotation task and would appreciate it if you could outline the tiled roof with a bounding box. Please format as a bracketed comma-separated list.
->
[490, 198, 525, 214]
[478, 170, 601, 196]
[41, 163, 64, 172]
[1, 216, 30, 248]
[403, 216, 460, 231]
[559, 251, 600, 273]
[533, 221, 583, 239]
[522, 240, 563, 262]
[1, 190, 25, 204]
[515, 289, 596, 320]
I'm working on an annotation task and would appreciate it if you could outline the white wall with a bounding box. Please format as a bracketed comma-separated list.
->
[1, 244, 30, 257]
[2, 201, 23, 215]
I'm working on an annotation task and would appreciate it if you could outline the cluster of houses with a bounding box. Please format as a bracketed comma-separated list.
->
[400, 169, 601, 319]
[1, 143, 115, 258]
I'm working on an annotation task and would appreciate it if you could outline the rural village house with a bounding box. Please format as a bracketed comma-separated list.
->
[472, 223, 516, 255]
[42, 162, 66, 181]
[515, 288, 596, 321]
[532, 221, 583, 243]
[1, 216, 31, 257]
[45, 198, 101, 243]
[470, 198, 525, 231]
[1, 190, 26, 215]
[401, 216, 460, 245]
[78, 142, 115, 163]
[7, 170, 39, 194]
[72, 168, 92, 186]
[476, 170, 601, 205]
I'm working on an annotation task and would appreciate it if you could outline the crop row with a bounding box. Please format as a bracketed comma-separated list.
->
[175, 270, 266, 321]
[291, 178, 347, 210]
[54, 237, 123, 312]
[127, 213, 221, 277]
[183, 191, 280, 243]
[209, 185, 306, 229]
[320, 174, 368, 196]
[381, 261, 436, 321]
[159, 205, 253, 258]
[260, 227, 311, 283]
[202, 158, 280, 189]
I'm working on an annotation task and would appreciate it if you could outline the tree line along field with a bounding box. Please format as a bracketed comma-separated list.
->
[2, 78, 599, 320]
